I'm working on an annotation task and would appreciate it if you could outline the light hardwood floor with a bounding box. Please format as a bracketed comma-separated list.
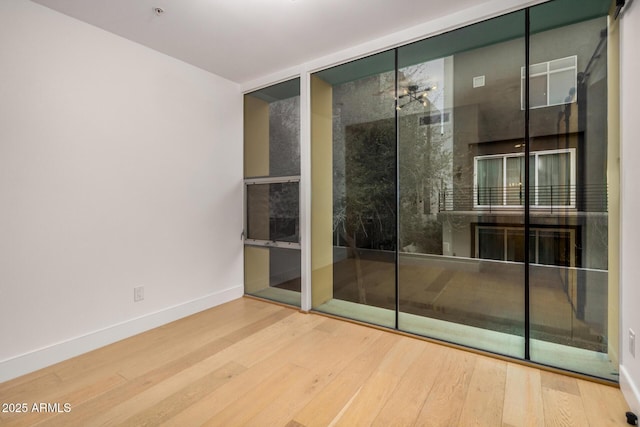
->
[0, 297, 630, 426]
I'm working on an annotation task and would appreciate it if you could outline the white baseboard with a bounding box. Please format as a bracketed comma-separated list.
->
[0, 285, 243, 383]
[620, 365, 640, 415]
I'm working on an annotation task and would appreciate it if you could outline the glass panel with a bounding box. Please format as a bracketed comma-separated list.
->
[537, 152, 571, 206]
[478, 228, 505, 260]
[245, 78, 300, 179]
[530, 74, 548, 108]
[246, 183, 269, 242]
[398, 10, 525, 358]
[506, 229, 523, 262]
[477, 158, 503, 205]
[311, 51, 396, 328]
[244, 246, 301, 306]
[244, 78, 301, 307]
[307, 0, 615, 380]
[246, 182, 299, 243]
[549, 69, 577, 105]
[529, 0, 614, 380]
[538, 230, 571, 266]
[506, 156, 525, 205]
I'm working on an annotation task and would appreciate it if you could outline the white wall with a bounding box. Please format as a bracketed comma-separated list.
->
[620, 0, 640, 414]
[0, 0, 243, 382]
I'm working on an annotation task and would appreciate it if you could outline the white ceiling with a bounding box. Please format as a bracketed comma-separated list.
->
[32, 0, 491, 84]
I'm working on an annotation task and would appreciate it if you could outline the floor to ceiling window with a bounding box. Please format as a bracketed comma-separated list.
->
[307, 0, 617, 381]
[244, 78, 301, 307]
[395, 10, 526, 359]
[528, 0, 613, 377]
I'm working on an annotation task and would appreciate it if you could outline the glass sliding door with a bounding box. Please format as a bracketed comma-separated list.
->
[244, 78, 301, 307]
[528, 0, 616, 380]
[310, 52, 397, 327]
[396, 11, 526, 357]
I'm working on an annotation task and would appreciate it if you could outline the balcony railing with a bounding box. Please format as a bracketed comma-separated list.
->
[438, 184, 608, 213]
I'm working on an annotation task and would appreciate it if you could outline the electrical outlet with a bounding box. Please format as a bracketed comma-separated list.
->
[630, 329, 636, 358]
[134, 286, 144, 302]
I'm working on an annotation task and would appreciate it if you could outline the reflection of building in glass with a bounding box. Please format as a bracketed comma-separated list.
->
[439, 17, 607, 264]
[437, 17, 608, 335]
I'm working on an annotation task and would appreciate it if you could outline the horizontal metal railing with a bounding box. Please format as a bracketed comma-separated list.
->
[438, 184, 608, 213]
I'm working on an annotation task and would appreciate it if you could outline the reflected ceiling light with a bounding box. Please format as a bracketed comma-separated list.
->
[396, 84, 434, 110]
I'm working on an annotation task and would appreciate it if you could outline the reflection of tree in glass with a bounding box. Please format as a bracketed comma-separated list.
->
[269, 183, 299, 242]
[331, 65, 451, 301]
[399, 113, 452, 254]
[269, 97, 300, 176]
[334, 119, 395, 303]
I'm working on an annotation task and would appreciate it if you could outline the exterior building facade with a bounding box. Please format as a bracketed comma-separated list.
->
[440, 15, 609, 349]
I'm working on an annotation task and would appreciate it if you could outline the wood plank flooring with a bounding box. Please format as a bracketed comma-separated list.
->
[0, 297, 630, 426]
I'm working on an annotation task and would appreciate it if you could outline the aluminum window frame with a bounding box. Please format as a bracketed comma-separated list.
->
[243, 175, 302, 249]
[520, 55, 578, 109]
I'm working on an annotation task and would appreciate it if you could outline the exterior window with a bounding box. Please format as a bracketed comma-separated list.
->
[474, 149, 575, 208]
[245, 176, 301, 248]
[419, 112, 450, 126]
[521, 56, 577, 109]
[476, 226, 574, 267]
